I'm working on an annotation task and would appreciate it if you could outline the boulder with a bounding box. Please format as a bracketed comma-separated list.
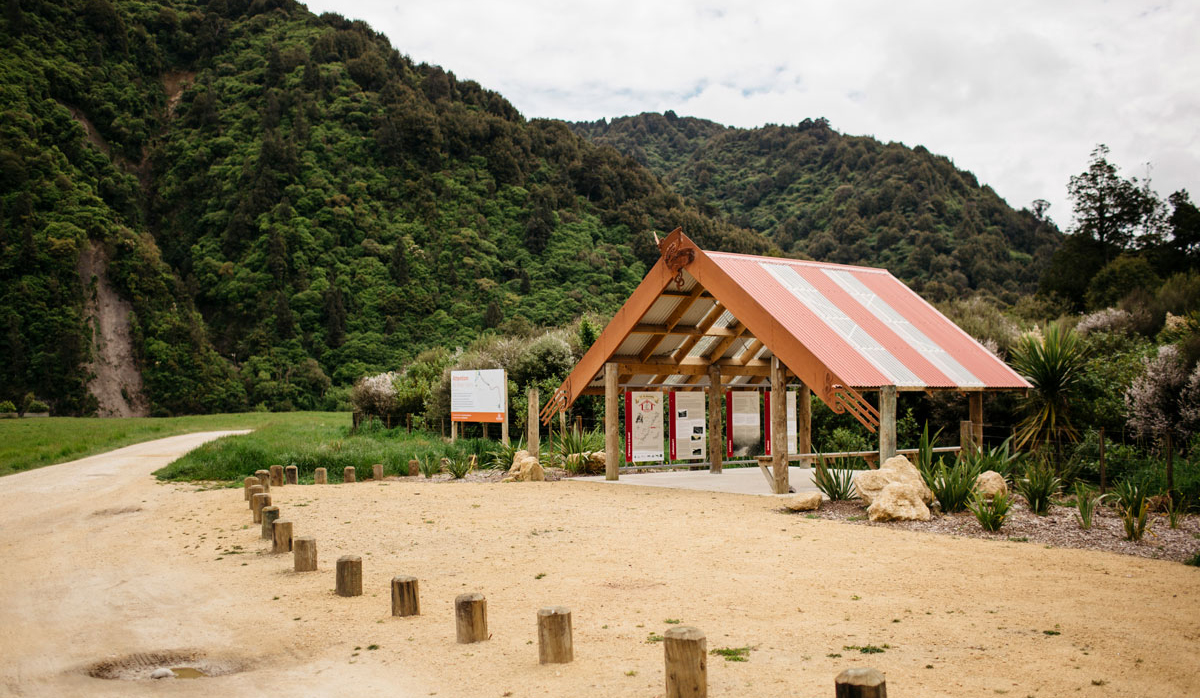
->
[508, 450, 531, 475]
[974, 470, 1007, 499]
[854, 455, 933, 505]
[785, 492, 823, 511]
[503, 454, 545, 482]
[867, 482, 932, 522]
[585, 450, 606, 474]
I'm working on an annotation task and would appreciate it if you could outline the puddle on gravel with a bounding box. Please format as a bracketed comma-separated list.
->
[170, 667, 206, 679]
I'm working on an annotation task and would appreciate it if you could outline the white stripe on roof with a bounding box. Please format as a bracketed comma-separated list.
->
[822, 270, 985, 388]
[763, 263, 925, 388]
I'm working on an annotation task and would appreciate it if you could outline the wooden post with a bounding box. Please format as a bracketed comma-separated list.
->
[878, 385, 897, 463]
[260, 505, 280, 540]
[252, 492, 271, 523]
[270, 464, 284, 487]
[372, 463, 384, 481]
[343, 466, 355, 484]
[834, 667, 887, 697]
[604, 362, 619, 481]
[771, 357, 788, 495]
[558, 410, 566, 447]
[537, 606, 573, 664]
[960, 420, 974, 455]
[502, 380, 510, 447]
[482, 422, 488, 440]
[708, 365, 723, 474]
[574, 415, 583, 437]
[243, 476, 258, 501]
[406, 413, 412, 434]
[450, 419, 457, 443]
[664, 626, 706, 698]
[797, 382, 812, 466]
[314, 467, 327, 484]
[969, 392, 983, 453]
[407, 459, 419, 477]
[285, 465, 298, 485]
[455, 593, 488, 643]
[272, 520, 293, 554]
[294, 537, 317, 572]
[255, 470, 270, 492]
[335, 555, 362, 597]
[391, 576, 420, 617]
[527, 387, 540, 458]
[248, 484, 264, 509]
[1098, 427, 1106, 495]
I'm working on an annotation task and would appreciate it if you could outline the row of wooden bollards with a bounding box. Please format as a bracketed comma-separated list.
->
[243, 463, 397, 489]
[240, 471, 886, 696]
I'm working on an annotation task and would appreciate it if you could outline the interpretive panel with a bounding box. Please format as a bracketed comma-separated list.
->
[726, 390, 760, 457]
[450, 369, 507, 422]
[669, 391, 706, 461]
[625, 391, 665, 463]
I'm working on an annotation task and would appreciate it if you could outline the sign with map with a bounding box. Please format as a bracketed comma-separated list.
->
[669, 391, 706, 461]
[450, 369, 507, 423]
[625, 391, 664, 463]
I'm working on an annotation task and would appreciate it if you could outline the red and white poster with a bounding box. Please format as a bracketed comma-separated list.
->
[669, 391, 706, 461]
[625, 391, 664, 463]
[726, 390, 760, 458]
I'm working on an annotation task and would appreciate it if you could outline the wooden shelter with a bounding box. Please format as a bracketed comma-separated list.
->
[541, 228, 1031, 493]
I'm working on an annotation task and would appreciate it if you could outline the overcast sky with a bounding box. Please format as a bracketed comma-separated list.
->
[302, 0, 1198, 230]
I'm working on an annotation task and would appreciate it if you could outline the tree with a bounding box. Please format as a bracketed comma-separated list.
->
[1067, 145, 1164, 260]
[1009, 322, 1088, 457]
[1126, 344, 1191, 495]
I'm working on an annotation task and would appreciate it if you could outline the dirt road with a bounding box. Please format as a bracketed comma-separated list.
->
[2, 433, 1198, 697]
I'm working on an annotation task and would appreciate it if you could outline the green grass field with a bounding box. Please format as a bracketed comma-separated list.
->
[156, 417, 501, 483]
[0, 412, 345, 477]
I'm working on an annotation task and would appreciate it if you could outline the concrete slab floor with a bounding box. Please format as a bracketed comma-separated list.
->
[576, 466, 860, 497]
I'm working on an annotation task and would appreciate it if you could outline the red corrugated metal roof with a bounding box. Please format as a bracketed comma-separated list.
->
[704, 251, 1028, 390]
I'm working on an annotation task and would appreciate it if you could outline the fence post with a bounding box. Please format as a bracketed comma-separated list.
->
[664, 626, 706, 698]
[1098, 426, 1106, 495]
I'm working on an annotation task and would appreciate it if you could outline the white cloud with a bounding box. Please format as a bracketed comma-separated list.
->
[302, 0, 1200, 229]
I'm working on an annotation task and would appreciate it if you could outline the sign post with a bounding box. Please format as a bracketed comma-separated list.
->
[450, 369, 508, 442]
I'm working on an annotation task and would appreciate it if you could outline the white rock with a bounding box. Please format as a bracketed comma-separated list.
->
[150, 668, 173, 679]
[974, 470, 1008, 499]
[854, 455, 933, 505]
[785, 492, 823, 511]
[867, 482, 932, 522]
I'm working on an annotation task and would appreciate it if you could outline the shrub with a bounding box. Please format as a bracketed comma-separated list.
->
[558, 427, 603, 474]
[0, 400, 15, 413]
[445, 455, 472, 479]
[1015, 461, 1061, 515]
[1121, 501, 1149, 541]
[1166, 494, 1187, 529]
[418, 455, 441, 478]
[814, 455, 856, 501]
[928, 458, 982, 513]
[1112, 477, 1150, 513]
[485, 438, 524, 470]
[1185, 552, 1200, 567]
[1074, 483, 1099, 529]
[25, 399, 49, 413]
[914, 422, 941, 487]
[966, 437, 1026, 482]
[350, 372, 397, 417]
[969, 492, 1011, 532]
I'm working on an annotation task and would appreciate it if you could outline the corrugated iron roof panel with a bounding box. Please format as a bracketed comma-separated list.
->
[706, 252, 1029, 390]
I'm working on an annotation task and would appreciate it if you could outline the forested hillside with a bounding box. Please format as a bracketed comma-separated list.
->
[0, 0, 769, 415]
[571, 112, 1062, 302]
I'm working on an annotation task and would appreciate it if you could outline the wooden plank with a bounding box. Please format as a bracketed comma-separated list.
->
[608, 362, 770, 377]
[633, 323, 742, 338]
[637, 285, 706, 361]
[650, 301, 726, 382]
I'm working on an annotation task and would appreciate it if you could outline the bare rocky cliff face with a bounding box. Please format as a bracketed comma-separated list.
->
[77, 242, 149, 417]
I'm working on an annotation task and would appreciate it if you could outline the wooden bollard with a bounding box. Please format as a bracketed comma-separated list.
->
[537, 606, 573, 664]
[260, 505, 280, 539]
[285, 465, 298, 485]
[256, 470, 270, 492]
[270, 464, 284, 487]
[372, 463, 384, 481]
[243, 476, 258, 500]
[252, 492, 271, 524]
[835, 667, 887, 698]
[336, 555, 362, 596]
[272, 520, 293, 554]
[664, 626, 706, 698]
[391, 576, 420, 617]
[343, 466, 356, 484]
[314, 467, 327, 484]
[248, 484, 264, 509]
[294, 537, 317, 572]
[408, 459, 419, 476]
[455, 593, 488, 643]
